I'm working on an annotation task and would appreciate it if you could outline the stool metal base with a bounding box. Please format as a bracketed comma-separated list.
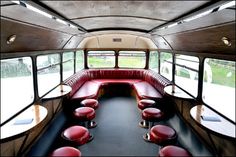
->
[139, 120, 149, 128]
[143, 132, 152, 142]
[88, 134, 94, 142]
[87, 121, 97, 128]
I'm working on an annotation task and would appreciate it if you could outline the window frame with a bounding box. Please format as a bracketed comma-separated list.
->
[62, 51, 75, 81]
[87, 50, 116, 68]
[118, 50, 147, 69]
[0, 56, 35, 126]
[174, 54, 199, 98]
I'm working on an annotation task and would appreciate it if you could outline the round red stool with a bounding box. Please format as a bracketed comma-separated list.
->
[74, 107, 97, 128]
[139, 107, 164, 128]
[138, 99, 155, 110]
[81, 99, 99, 110]
[62, 125, 93, 145]
[148, 125, 177, 145]
[50, 146, 81, 157]
[159, 145, 192, 157]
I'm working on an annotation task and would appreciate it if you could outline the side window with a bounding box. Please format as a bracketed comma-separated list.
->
[175, 54, 199, 97]
[63, 52, 74, 80]
[37, 54, 60, 97]
[149, 51, 159, 72]
[202, 58, 235, 122]
[87, 51, 115, 68]
[118, 51, 146, 68]
[160, 52, 173, 81]
[1, 57, 34, 124]
[76, 50, 84, 71]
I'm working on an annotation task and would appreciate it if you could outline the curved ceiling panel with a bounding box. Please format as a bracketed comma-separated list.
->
[72, 17, 164, 31]
[42, 1, 209, 31]
[42, 1, 207, 20]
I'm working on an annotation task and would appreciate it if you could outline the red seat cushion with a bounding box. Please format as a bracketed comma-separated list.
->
[71, 81, 101, 100]
[150, 125, 177, 145]
[50, 146, 81, 157]
[133, 81, 163, 99]
[159, 145, 192, 157]
[142, 108, 164, 121]
[81, 99, 99, 110]
[62, 126, 90, 145]
[74, 107, 95, 121]
[92, 79, 142, 85]
[138, 99, 155, 110]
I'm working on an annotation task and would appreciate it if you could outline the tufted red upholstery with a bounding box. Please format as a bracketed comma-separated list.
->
[150, 125, 177, 145]
[74, 107, 95, 121]
[62, 126, 90, 145]
[81, 99, 99, 110]
[142, 108, 164, 122]
[71, 81, 101, 100]
[138, 99, 155, 110]
[50, 146, 81, 157]
[133, 81, 163, 99]
[64, 69, 171, 101]
[64, 70, 89, 97]
[159, 145, 192, 157]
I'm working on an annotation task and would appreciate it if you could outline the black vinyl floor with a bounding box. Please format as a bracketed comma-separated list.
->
[79, 96, 159, 156]
[51, 96, 213, 156]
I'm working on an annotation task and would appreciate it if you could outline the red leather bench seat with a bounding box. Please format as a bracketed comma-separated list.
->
[64, 69, 171, 101]
[92, 79, 142, 85]
[133, 81, 163, 99]
[71, 81, 102, 100]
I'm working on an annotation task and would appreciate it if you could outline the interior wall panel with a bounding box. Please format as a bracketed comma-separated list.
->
[1, 18, 72, 53]
[163, 23, 235, 54]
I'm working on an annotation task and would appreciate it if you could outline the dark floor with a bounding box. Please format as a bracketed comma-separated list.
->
[50, 96, 213, 156]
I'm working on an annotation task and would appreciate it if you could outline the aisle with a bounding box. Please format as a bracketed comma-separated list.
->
[79, 96, 159, 156]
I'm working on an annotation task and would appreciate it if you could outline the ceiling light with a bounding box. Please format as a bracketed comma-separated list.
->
[25, 3, 52, 18]
[7, 35, 16, 44]
[218, 1, 235, 11]
[11, 0, 20, 4]
[183, 9, 213, 22]
[167, 22, 178, 28]
[221, 37, 231, 46]
[55, 18, 68, 25]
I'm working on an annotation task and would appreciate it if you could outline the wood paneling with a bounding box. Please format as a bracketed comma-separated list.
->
[1, 5, 83, 35]
[1, 17, 72, 53]
[153, 9, 235, 36]
[164, 22, 235, 54]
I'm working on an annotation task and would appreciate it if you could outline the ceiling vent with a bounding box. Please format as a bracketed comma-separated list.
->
[113, 38, 122, 42]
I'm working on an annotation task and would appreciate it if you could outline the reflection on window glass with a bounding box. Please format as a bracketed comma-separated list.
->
[37, 54, 60, 97]
[76, 50, 84, 71]
[175, 55, 199, 97]
[118, 51, 146, 68]
[160, 52, 173, 80]
[63, 52, 74, 80]
[149, 51, 158, 72]
[203, 58, 235, 122]
[88, 51, 115, 68]
[1, 57, 34, 123]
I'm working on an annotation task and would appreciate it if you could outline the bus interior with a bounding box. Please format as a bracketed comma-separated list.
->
[0, 1, 235, 157]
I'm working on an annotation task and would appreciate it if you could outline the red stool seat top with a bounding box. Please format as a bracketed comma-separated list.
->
[50, 146, 81, 157]
[138, 99, 155, 110]
[81, 99, 99, 110]
[150, 125, 177, 145]
[62, 126, 90, 145]
[142, 108, 164, 122]
[74, 107, 95, 121]
[159, 145, 192, 157]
